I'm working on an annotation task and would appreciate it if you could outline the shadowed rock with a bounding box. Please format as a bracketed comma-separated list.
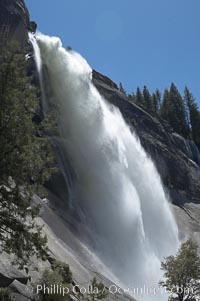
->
[0, 0, 31, 47]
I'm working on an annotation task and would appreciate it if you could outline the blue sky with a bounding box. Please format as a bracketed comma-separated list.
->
[25, 0, 200, 106]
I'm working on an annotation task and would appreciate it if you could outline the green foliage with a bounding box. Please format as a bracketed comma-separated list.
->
[152, 89, 161, 113]
[51, 260, 72, 284]
[0, 288, 12, 301]
[160, 83, 189, 138]
[118, 79, 200, 146]
[119, 82, 126, 94]
[143, 85, 152, 112]
[38, 268, 67, 301]
[86, 277, 108, 301]
[135, 87, 145, 108]
[160, 89, 170, 119]
[184, 86, 200, 147]
[152, 93, 158, 113]
[37, 265, 108, 301]
[131, 86, 159, 113]
[75, 277, 108, 301]
[127, 92, 136, 103]
[159, 239, 200, 301]
[37, 261, 72, 300]
[0, 42, 55, 265]
[155, 89, 162, 108]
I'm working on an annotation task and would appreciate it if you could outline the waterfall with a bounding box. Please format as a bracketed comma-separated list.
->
[30, 33, 179, 301]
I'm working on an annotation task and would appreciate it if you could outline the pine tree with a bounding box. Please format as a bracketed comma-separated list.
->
[184, 86, 200, 147]
[160, 89, 170, 120]
[128, 92, 136, 103]
[160, 84, 189, 138]
[135, 87, 145, 108]
[143, 85, 152, 112]
[170, 83, 189, 137]
[119, 82, 126, 94]
[0, 42, 54, 265]
[152, 93, 159, 113]
[155, 89, 162, 111]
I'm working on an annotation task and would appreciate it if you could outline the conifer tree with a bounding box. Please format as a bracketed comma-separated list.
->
[119, 82, 126, 94]
[128, 92, 136, 103]
[152, 93, 159, 113]
[0, 43, 54, 265]
[170, 83, 189, 137]
[160, 89, 170, 119]
[155, 89, 162, 111]
[151, 89, 161, 114]
[184, 86, 200, 147]
[135, 87, 144, 108]
[143, 85, 152, 112]
[160, 84, 189, 138]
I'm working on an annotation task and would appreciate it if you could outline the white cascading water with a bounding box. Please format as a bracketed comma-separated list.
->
[30, 33, 179, 301]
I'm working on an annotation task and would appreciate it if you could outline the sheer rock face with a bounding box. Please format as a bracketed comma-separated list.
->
[0, 0, 31, 47]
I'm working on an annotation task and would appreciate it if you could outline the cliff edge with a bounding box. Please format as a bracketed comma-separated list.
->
[0, 0, 36, 47]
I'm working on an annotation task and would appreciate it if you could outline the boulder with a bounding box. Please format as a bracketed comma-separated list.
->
[0, 253, 29, 287]
[9, 280, 33, 300]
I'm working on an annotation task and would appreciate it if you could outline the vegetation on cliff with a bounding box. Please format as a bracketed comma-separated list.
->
[0, 42, 54, 266]
[122, 82, 200, 147]
[37, 260, 108, 301]
[159, 239, 200, 301]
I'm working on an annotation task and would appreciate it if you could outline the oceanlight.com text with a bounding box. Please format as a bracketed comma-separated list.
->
[32, 284, 195, 297]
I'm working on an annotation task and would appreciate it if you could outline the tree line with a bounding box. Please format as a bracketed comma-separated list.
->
[119, 82, 200, 148]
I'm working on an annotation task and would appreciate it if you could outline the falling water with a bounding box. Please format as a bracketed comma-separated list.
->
[30, 33, 179, 301]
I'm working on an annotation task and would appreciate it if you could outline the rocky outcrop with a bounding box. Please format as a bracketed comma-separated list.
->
[0, 254, 29, 287]
[0, 0, 33, 47]
[174, 202, 200, 241]
[92, 70, 200, 205]
[9, 280, 33, 300]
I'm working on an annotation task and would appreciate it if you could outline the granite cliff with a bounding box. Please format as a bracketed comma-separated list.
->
[0, 0, 34, 47]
